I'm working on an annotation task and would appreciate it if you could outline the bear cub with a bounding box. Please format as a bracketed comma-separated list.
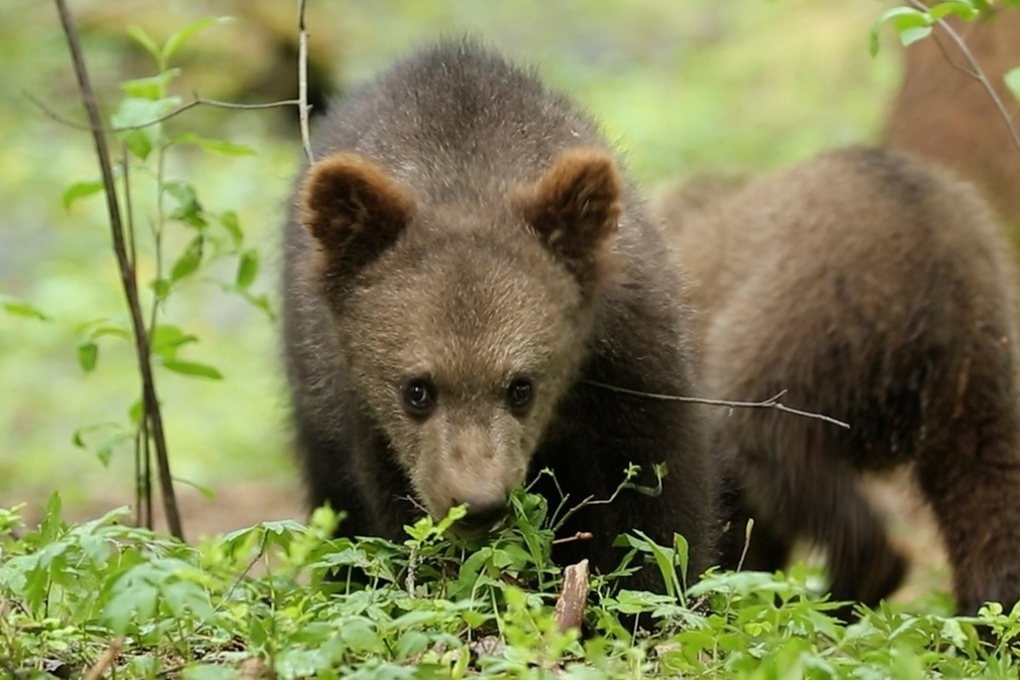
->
[652, 147, 1020, 616]
[282, 41, 716, 588]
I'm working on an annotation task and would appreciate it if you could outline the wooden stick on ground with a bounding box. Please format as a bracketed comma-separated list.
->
[554, 559, 590, 633]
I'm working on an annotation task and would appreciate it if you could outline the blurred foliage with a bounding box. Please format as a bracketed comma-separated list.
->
[0, 1, 900, 522]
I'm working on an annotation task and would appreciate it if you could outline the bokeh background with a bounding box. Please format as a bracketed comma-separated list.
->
[7, 0, 1016, 610]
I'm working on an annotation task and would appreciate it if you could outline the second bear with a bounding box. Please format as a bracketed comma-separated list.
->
[652, 147, 1020, 615]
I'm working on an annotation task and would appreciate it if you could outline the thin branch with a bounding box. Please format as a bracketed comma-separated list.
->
[25, 91, 300, 132]
[551, 531, 593, 546]
[908, 0, 1020, 153]
[297, 0, 314, 163]
[54, 0, 183, 540]
[582, 380, 851, 429]
[219, 531, 270, 608]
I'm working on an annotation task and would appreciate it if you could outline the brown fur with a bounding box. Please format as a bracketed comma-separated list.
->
[282, 41, 717, 588]
[652, 147, 1020, 615]
[883, 11, 1020, 227]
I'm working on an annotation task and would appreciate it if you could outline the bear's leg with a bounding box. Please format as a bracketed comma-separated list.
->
[720, 483, 792, 573]
[737, 440, 907, 614]
[914, 431, 1020, 615]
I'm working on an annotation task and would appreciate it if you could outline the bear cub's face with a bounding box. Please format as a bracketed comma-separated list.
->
[299, 148, 622, 536]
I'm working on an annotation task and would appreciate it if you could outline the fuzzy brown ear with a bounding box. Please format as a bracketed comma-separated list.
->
[517, 148, 622, 288]
[299, 153, 415, 275]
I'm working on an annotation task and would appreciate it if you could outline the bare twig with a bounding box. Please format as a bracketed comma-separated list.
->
[25, 91, 300, 133]
[213, 533, 275, 617]
[551, 531, 593, 545]
[297, 0, 314, 163]
[54, 0, 183, 540]
[84, 637, 124, 680]
[907, 0, 1020, 153]
[557, 493, 596, 527]
[582, 380, 851, 429]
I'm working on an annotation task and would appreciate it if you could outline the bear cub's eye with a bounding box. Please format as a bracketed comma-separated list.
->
[402, 377, 437, 417]
[506, 377, 535, 415]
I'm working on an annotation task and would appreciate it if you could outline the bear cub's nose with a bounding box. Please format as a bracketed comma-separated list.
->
[452, 495, 508, 538]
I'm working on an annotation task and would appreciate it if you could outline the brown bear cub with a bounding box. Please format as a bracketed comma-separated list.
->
[652, 147, 1020, 616]
[282, 41, 716, 589]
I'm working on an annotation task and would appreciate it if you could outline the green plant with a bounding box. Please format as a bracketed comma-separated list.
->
[3, 489, 1020, 678]
[55, 2, 271, 538]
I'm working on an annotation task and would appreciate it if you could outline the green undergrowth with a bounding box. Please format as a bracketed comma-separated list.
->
[2, 490, 1019, 679]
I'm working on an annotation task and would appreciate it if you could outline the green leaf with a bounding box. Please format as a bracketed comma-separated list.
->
[111, 97, 181, 130]
[161, 580, 216, 622]
[338, 618, 386, 655]
[164, 181, 206, 228]
[40, 492, 65, 541]
[125, 25, 161, 64]
[120, 129, 153, 161]
[162, 359, 223, 380]
[897, 24, 933, 48]
[79, 319, 131, 342]
[161, 17, 223, 66]
[111, 97, 180, 160]
[172, 476, 217, 500]
[75, 318, 130, 371]
[120, 69, 182, 100]
[71, 424, 130, 467]
[170, 236, 204, 283]
[61, 179, 105, 210]
[150, 324, 199, 361]
[869, 7, 931, 56]
[102, 575, 159, 634]
[129, 399, 144, 424]
[76, 340, 99, 372]
[219, 210, 243, 246]
[189, 137, 256, 156]
[236, 249, 259, 289]
[242, 291, 275, 320]
[95, 431, 132, 467]
[151, 277, 171, 301]
[170, 132, 256, 156]
[1005, 67, 1020, 104]
[2, 299, 49, 320]
[632, 530, 683, 600]
[394, 630, 430, 660]
[673, 532, 690, 590]
[928, 1, 980, 22]
[72, 422, 111, 449]
[62, 167, 124, 211]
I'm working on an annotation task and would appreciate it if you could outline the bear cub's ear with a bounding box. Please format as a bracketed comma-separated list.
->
[517, 148, 622, 288]
[299, 153, 416, 271]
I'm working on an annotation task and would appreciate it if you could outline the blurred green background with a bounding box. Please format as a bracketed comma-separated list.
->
[0, 0, 902, 533]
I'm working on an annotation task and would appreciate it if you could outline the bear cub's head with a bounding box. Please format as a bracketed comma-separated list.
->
[299, 148, 622, 537]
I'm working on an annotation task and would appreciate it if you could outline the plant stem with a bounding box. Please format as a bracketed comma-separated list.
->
[298, 0, 314, 163]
